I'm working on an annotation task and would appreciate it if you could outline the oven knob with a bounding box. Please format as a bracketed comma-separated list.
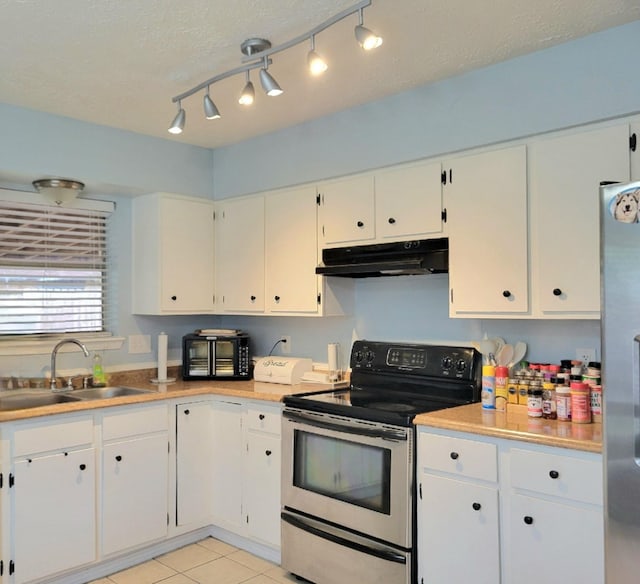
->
[456, 359, 467, 373]
[441, 357, 452, 370]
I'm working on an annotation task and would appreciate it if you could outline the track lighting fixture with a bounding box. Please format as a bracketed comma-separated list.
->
[238, 71, 255, 105]
[355, 8, 383, 50]
[168, 101, 185, 134]
[168, 0, 381, 134]
[203, 88, 220, 120]
[307, 35, 328, 76]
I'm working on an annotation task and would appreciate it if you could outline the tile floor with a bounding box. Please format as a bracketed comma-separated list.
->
[89, 537, 301, 584]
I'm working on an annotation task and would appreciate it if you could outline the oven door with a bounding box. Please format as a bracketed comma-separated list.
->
[282, 407, 412, 548]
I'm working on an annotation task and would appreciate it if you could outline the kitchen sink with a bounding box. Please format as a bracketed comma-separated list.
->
[70, 386, 154, 400]
[0, 392, 83, 411]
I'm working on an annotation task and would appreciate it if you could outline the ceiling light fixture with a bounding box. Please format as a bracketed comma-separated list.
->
[203, 89, 221, 120]
[238, 70, 255, 106]
[168, 101, 185, 134]
[355, 7, 383, 50]
[168, 0, 381, 134]
[307, 35, 328, 76]
[33, 178, 85, 206]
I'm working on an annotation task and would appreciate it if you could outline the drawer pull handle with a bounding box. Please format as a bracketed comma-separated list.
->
[472, 502, 481, 511]
[502, 290, 512, 298]
[171, 295, 177, 301]
[549, 470, 559, 479]
[388, 217, 396, 224]
[184, 409, 190, 415]
[274, 295, 281, 302]
[79, 464, 87, 471]
[450, 452, 459, 460]
[250, 295, 257, 302]
[115, 455, 122, 462]
[265, 450, 272, 456]
[553, 288, 562, 296]
[259, 414, 265, 420]
[357, 221, 364, 228]
[524, 516, 534, 525]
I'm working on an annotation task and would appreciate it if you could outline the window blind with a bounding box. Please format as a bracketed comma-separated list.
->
[0, 200, 111, 335]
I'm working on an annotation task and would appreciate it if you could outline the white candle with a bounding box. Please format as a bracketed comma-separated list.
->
[157, 332, 168, 382]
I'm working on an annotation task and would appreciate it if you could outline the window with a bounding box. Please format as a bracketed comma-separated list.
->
[0, 198, 112, 336]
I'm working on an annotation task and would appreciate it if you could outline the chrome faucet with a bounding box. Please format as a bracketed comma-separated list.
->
[50, 339, 89, 391]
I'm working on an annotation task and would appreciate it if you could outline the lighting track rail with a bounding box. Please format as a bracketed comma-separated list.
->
[168, 0, 381, 135]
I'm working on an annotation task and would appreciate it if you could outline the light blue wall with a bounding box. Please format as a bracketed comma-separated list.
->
[3, 20, 639, 378]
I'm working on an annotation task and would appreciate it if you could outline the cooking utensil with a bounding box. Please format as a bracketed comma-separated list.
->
[508, 341, 527, 369]
[496, 343, 514, 367]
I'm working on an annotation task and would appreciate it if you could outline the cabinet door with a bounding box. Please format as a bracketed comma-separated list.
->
[176, 401, 213, 527]
[102, 434, 168, 555]
[245, 432, 281, 547]
[160, 196, 215, 312]
[13, 449, 96, 584]
[507, 493, 603, 584]
[216, 196, 265, 312]
[265, 186, 319, 313]
[211, 400, 244, 532]
[530, 125, 630, 315]
[446, 145, 528, 315]
[318, 175, 375, 246]
[375, 161, 444, 240]
[418, 473, 500, 584]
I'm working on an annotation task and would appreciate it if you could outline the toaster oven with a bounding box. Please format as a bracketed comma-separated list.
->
[182, 331, 251, 380]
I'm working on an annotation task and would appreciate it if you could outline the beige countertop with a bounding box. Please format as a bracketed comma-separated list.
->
[414, 402, 602, 453]
[0, 377, 322, 423]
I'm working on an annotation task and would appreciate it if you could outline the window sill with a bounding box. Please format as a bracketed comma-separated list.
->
[0, 336, 125, 357]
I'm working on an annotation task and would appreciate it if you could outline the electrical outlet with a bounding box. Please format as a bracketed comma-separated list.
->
[281, 335, 291, 355]
[576, 348, 596, 365]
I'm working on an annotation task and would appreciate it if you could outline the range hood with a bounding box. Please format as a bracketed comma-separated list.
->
[316, 238, 448, 278]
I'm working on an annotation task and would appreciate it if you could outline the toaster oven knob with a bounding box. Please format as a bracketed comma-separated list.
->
[365, 350, 375, 362]
[354, 350, 364, 363]
[456, 359, 467, 373]
[441, 357, 452, 370]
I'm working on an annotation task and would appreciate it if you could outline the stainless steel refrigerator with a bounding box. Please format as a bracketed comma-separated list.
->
[601, 180, 640, 583]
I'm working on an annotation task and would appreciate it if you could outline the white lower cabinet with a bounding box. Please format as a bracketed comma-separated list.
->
[9, 415, 96, 584]
[417, 427, 603, 584]
[100, 404, 169, 556]
[176, 400, 214, 528]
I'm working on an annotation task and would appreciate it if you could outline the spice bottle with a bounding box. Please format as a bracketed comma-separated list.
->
[590, 385, 602, 423]
[542, 380, 557, 419]
[556, 384, 571, 421]
[507, 378, 519, 405]
[482, 365, 496, 410]
[570, 381, 591, 424]
[527, 386, 543, 418]
[495, 366, 509, 411]
[517, 376, 530, 406]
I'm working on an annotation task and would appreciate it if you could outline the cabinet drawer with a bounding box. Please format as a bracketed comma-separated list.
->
[246, 405, 281, 435]
[509, 448, 602, 505]
[102, 404, 168, 441]
[419, 432, 498, 482]
[13, 416, 94, 456]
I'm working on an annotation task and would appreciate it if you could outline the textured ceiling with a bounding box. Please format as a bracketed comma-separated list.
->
[1, 0, 640, 149]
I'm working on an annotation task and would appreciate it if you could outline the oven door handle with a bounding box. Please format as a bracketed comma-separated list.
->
[281, 511, 407, 565]
[283, 410, 407, 441]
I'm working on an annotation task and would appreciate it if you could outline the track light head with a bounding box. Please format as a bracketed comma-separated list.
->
[204, 91, 221, 120]
[355, 8, 382, 50]
[308, 36, 328, 75]
[168, 103, 185, 134]
[239, 71, 255, 105]
[259, 67, 283, 96]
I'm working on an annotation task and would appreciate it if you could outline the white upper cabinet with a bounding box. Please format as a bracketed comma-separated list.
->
[265, 186, 320, 313]
[446, 145, 529, 315]
[215, 196, 265, 313]
[318, 174, 376, 247]
[375, 161, 444, 240]
[132, 193, 215, 315]
[631, 122, 640, 181]
[529, 124, 630, 316]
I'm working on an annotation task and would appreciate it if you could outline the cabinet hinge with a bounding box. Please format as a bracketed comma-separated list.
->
[9, 560, 14, 576]
[167, 513, 170, 526]
[441, 208, 447, 223]
[450, 288, 454, 303]
[0, 472, 3, 488]
[0, 559, 3, 576]
[419, 483, 423, 500]
[168, 441, 170, 454]
[441, 170, 447, 185]
[316, 193, 321, 205]
[246, 515, 249, 524]
[213, 210, 216, 220]
[9, 473, 14, 488]
[631, 133, 637, 152]
[449, 169, 453, 183]
[317, 293, 321, 305]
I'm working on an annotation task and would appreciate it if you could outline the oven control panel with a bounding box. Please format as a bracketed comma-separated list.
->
[351, 340, 479, 380]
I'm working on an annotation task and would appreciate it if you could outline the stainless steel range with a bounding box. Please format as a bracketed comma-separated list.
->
[281, 340, 481, 584]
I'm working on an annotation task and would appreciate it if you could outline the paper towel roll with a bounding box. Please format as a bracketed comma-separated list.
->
[328, 343, 340, 382]
[157, 332, 168, 382]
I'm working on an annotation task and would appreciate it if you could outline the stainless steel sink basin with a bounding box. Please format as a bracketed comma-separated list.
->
[0, 392, 83, 411]
[71, 386, 154, 400]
